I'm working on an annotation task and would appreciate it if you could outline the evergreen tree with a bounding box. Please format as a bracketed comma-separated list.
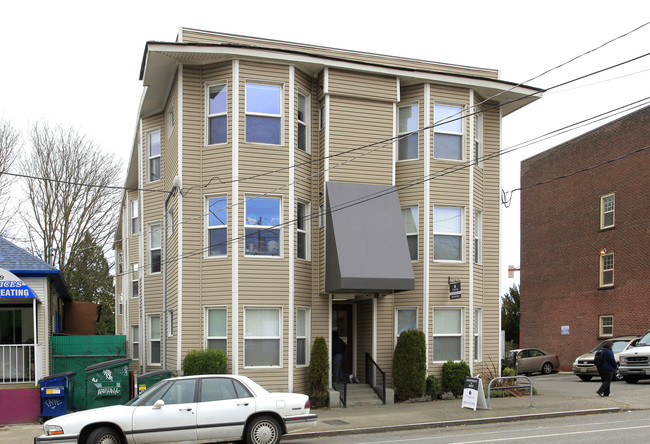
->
[501, 284, 520, 345]
[65, 231, 115, 334]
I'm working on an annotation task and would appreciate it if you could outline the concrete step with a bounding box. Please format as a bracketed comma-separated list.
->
[333, 383, 384, 406]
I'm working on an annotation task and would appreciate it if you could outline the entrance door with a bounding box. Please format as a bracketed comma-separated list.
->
[332, 304, 353, 381]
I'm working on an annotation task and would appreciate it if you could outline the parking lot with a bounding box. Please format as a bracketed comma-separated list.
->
[529, 371, 650, 403]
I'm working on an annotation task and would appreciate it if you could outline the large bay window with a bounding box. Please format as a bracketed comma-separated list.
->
[246, 83, 282, 145]
[434, 206, 463, 261]
[245, 196, 281, 256]
[244, 307, 281, 367]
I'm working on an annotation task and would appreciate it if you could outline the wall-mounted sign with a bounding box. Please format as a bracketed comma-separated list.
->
[561, 325, 570, 335]
[449, 279, 461, 299]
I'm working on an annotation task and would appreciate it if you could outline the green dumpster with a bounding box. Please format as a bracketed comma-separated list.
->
[137, 370, 172, 395]
[85, 358, 131, 409]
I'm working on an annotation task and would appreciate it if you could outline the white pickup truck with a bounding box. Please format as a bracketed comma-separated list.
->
[618, 330, 650, 383]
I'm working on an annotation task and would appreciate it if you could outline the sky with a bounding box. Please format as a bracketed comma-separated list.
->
[1, 1, 649, 295]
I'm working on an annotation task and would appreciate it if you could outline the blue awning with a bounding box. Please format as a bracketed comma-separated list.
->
[0, 267, 39, 300]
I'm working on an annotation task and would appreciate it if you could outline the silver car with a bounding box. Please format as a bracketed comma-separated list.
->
[35, 374, 317, 444]
[572, 335, 641, 382]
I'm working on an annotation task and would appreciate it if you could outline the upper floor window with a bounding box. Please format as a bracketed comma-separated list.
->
[434, 206, 463, 261]
[148, 130, 161, 182]
[402, 206, 418, 261]
[297, 201, 310, 260]
[208, 84, 227, 145]
[130, 199, 139, 235]
[474, 111, 483, 166]
[245, 196, 281, 256]
[474, 210, 482, 265]
[600, 252, 614, 287]
[600, 193, 615, 229]
[398, 104, 418, 160]
[207, 196, 228, 257]
[167, 99, 175, 136]
[206, 307, 227, 353]
[246, 83, 281, 145]
[434, 104, 463, 160]
[131, 264, 139, 298]
[599, 315, 613, 337]
[297, 92, 310, 152]
[149, 223, 161, 274]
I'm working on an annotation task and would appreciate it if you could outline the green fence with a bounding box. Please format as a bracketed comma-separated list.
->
[51, 335, 127, 410]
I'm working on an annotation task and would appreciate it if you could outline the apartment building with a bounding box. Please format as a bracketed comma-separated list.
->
[520, 105, 650, 370]
[114, 28, 541, 394]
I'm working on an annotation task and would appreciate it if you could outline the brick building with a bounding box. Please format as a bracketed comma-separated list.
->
[520, 105, 650, 370]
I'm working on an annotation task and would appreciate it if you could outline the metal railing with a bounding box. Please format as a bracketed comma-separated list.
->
[1, 344, 36, 384]
[487, 376, 533, 409]
[365, 352, 386, 404]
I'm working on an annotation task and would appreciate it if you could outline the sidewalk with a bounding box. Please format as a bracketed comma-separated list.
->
[4, 377, 649, 443]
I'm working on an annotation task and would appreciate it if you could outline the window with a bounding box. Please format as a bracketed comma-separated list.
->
[166, 205, 174, 238]
[474, 308, 482, 361]
[148, 314, 161, 365]
[319, 104, 325, 130]
[149, 223, 161, 273]
[297, 92, 309, 152]
[434, 206, 463, 261]
[207, 196, 228, 257]
[208, 84, 227, 144]
[433, 308, 463, 362]
[600, 193, 615, 229]
[296, 308, 310, 366]
[167, 309, 174, 337]
[246, 83, 281, 145]
[600, 253, 614, 287]
[434, 104, 463, 160]
[130, 199, 139, 235]
[244, 307, 281, 367]
[297, 201, 309, 260]
[206, 308, 227, 353]
[396, 307, 417, 342]
[148, 130, 161, 182]
[599, 315, 613, 337]
[474, 111, 483, 166]
[167, 99, 175, 135]
[131, 264, 139, 298]
[118, 253, 123, 275]
[319, 204, 325, 228]
[398, 104, 418, 160]
[401, 206, 418, 261]
[474, 210, 482, 265]
[200, 377, 253, 402]
[131, 325, 139, 360]
[245, 196, 281, 256]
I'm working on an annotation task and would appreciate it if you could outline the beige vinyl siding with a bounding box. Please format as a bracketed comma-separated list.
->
[178, 29, 499, 79]
[328, 69, 397, 103]
[356, 300, 372, 383]
[376, 294, 395, 388]
[201, 63, 233, 183]
[328, 96, 393, 185]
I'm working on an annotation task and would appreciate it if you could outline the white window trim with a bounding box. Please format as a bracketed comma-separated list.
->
[130, 199, 139, 235]
[599, 314, 614, 337]
[244, 195, 283, 258]
[402, 205, 419, 262]
[297, 90, 310, 153]
[395, 307, 418, 345]
[206, 82, 228, 146]
[131, 264, 139, 298]
[599, 253, 614, 288]
[131, 325, 140, 361]
[167, 309, 174, 337]
[117, 252, 123, 275]
[474, 111, 483, 167]
[432, 307, 465, 363]
[474, 308, 482, 361]
[205, 306, 228, 353]
[397, 103, 419, 161]
[296, 200, 310, 261]
[148, 314, 161, 366]
[244, 306, 282, 369]
[296, 307, 311, 368]
[206, 195, 228, 258]
[245, 81, 283, 146]
[149, 222, 162, 274]
[600, 193, 615, 230]
[433, 205, 465, 263]
[474, 210, 482, 265]
[319, 104, 325, 131]
[147, 128, 162, 183]
[433, 103, 465, 161]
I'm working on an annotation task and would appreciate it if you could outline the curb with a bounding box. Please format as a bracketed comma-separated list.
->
[283, 407, 621, 440]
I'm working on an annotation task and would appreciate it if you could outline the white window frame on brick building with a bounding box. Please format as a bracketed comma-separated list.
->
[599, 252, 614, 288]
[599, 314, 613, 337]
[600, 193, 615, 229]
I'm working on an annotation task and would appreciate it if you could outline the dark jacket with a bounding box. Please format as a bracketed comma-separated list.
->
[600, 347, 617, 373]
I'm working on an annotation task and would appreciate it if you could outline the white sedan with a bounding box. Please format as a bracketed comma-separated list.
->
[35, 374, 317, 444]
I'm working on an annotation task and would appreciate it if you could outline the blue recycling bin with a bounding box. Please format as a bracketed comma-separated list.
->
[39, 371, 76, 419]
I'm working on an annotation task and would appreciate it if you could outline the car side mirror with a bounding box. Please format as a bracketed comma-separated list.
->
[153, 399, 165, 410]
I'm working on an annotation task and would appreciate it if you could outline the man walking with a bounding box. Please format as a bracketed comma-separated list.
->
[596, 341, 616, 397]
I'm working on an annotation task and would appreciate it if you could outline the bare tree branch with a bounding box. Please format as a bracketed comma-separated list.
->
[0, 118, 21, 236]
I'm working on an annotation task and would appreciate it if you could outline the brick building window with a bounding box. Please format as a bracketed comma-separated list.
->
[599, 253, 614, 287]
[600, 193, 615, 229]
[599, 315, 613, 337]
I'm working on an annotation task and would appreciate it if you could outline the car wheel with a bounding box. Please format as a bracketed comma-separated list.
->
[624, 376, 640, 384]
[541, 362, 553, 375]
[87, 426, 122, 444]
[578, 375, 593, 382]
[245, 415, 281, 444]
[614, 369, 624, 382]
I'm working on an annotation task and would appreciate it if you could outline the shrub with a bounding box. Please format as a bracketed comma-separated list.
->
[392, 329, 426, 401]
[182, 349, 227, 375]
[307, 336, 329, 408]
[425, 374, 440, 400]
[441, 360, 471, 397]
[502, 366, 516, 377]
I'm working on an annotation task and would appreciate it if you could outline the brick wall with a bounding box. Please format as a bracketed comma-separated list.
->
[520, 105, 650, 370]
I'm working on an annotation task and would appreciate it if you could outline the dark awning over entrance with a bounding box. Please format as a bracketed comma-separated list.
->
[325, 182, 415, 293]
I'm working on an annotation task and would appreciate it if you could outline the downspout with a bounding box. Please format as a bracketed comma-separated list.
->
[163, 175, 181, 371]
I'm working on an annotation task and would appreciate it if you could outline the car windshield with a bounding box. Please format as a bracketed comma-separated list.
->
[637, 332, 650, 347]
[125, 379, 170, 406]
[590, 340, 631, 353]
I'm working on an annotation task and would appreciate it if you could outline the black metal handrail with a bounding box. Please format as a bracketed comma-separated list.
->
[365, 352, 386, 404]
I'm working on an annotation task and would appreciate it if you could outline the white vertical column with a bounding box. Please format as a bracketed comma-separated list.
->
[232, 60, 240, 374]
[423, 83, 431, 369]
[468, 92, 475, 374]
[288, 66, 295, 391]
